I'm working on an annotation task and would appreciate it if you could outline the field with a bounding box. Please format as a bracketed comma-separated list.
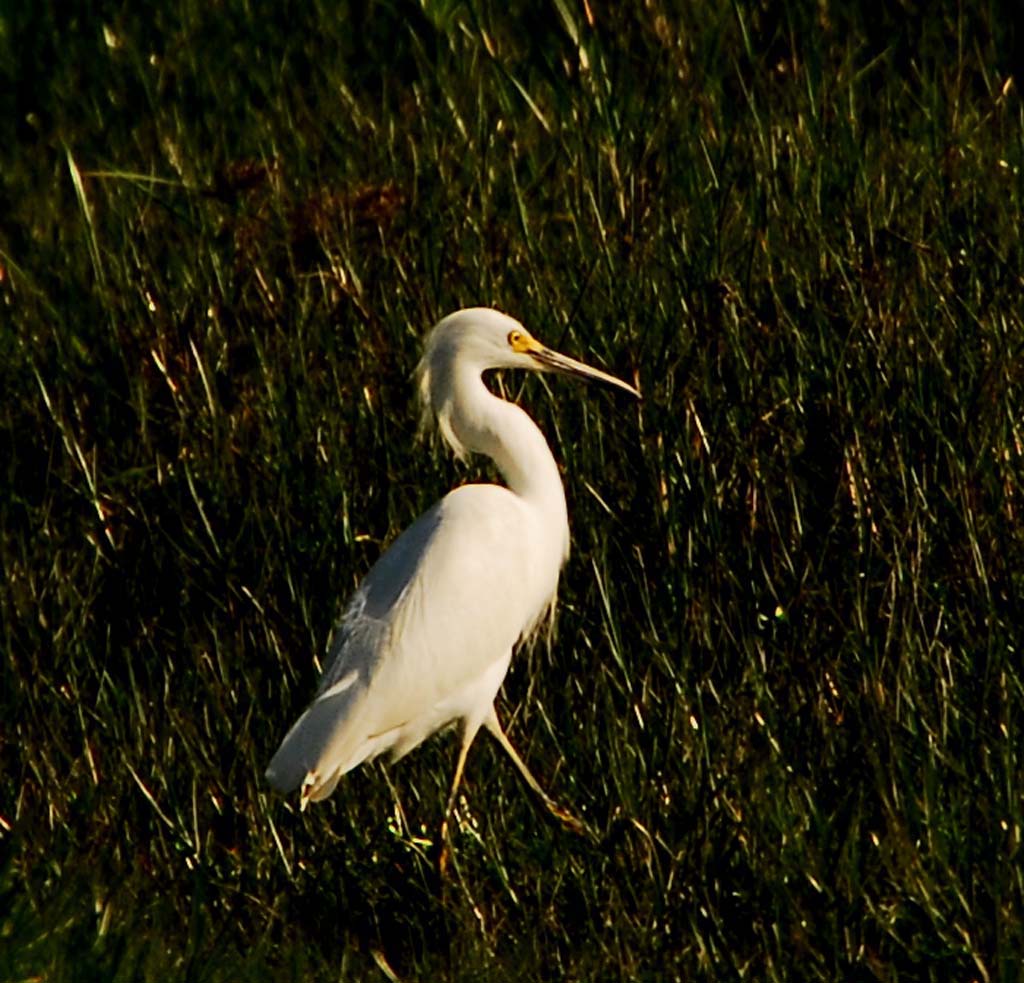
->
[2, 2, 1023, 979]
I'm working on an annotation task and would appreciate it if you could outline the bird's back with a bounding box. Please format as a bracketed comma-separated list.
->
[265, 482, 563, 801]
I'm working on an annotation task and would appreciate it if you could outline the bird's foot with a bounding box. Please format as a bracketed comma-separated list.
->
[545, 800, 591, 839]
[436, 820, 453, 878]
[438, 841, 452, 878]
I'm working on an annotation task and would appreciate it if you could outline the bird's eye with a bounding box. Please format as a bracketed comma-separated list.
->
[508, 330, 522, 347]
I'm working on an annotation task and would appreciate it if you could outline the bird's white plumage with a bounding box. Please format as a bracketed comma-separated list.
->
[266, 307, 637, 823]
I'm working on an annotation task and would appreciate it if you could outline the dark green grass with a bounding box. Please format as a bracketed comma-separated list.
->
[2, 1, 1023, 979]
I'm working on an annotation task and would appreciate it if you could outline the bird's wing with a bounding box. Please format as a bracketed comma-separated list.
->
[265, 484, 550, 797]
[317, 503, 445, 697]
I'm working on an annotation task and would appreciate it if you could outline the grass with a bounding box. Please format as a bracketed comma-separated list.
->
[2, 1, 1023, 979]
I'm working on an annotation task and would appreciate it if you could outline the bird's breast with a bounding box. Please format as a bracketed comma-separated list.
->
[356, 483, 564, 728]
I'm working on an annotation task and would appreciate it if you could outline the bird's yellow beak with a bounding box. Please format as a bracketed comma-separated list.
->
[525, 338, 640, 399]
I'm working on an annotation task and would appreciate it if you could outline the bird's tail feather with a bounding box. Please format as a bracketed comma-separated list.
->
[265, 686, 362, 796]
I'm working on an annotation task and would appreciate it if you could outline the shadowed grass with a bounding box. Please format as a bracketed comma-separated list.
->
[2, 1, 1023, 979]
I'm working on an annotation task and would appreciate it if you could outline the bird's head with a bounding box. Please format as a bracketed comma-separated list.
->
[417, 307, 639, 458]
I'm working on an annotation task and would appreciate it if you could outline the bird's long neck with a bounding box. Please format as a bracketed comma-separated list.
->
[451, 368, 569, 555]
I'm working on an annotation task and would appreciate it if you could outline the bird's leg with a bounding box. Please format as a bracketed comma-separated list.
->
[437, 726, 478, 877]
[484, 706, 590, 838]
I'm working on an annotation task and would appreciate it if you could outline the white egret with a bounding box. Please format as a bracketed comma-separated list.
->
[266, 307, 638, 862]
